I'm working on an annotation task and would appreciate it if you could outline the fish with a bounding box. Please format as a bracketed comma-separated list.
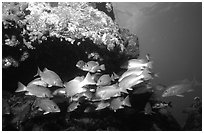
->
[94, 101, 110, 110]
[109, 96, 131, 112]
[72, 90, 93, 101]
[15, 82, 53, 98]
[154, 84, 167, 91]
[82, 61, 105, 73]
[152, 101, 172, 109]
[27, 78, 48, 87]
[84, 106, 95, 113]
[118, 68, 146, 82]
[67, 101, 80, 112]
[121, 57, 153, 70]
[35, 67, 63, 87]
[56, 72, 96, 98]
[96, 74, 112, 86]
[76, 60, 86, 69]
[34, 98, 60, 115]
[161, 78, 201, 97]
[95, 84, 128, 100]
[144, 102, 155, 115]
[118, 69, 151, 91]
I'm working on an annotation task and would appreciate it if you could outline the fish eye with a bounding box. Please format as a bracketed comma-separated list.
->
[53, 105, 57, 109]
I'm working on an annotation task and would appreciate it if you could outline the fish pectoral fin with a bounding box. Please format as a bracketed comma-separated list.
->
[176, 94, 184, 97]
[48, 84, 52, 87]
[25, 92, 33, 96]
[43, 112, 50, 115]
[127, 88, 133, 90]
[38, 108, 43, 111]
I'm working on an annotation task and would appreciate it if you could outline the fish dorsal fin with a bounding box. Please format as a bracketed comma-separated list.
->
[122, 96, 131, 107]
[82, 72, 96, 86]
[34, 67, 42, 77]
[43, 68, 49, 72]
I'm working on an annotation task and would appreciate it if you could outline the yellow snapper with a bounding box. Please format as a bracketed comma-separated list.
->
[76, 60, 86, 69]
[82, 61, 105, 73]
[36, 67, 63, 87]
[144, 102, 155, 115]
[67, 101, 80, 112]
[109, 96, 131, 112]
[27, 78, 48, 87]
[15, 82, 53, 98]
[34, 98, 60, 115]
[162, 78, 201, 97]
[95, 84, 128, 100]
[118, 67, 147, 82]
[94, 101, 110, 110]
[72, 90, 93, 102]
[57, 72, 96, 98]
[96, 74, 113, 86]
[121, 57, 153, 70]
[119, 69, 153, 91]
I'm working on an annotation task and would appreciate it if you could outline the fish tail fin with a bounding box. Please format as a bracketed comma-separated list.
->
[119, 87, 128, 94]
[84, 72, 96, 85]
[34, 67, 42, 77]
[147, 61, 153, 69]
[15, 82, 27, 92]
[111, 72, 119, 81]
[122, 96, 131, 107]
[100, 64, 105, 71]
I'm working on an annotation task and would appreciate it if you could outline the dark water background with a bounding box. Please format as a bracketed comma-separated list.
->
[112, 2, 202, 126]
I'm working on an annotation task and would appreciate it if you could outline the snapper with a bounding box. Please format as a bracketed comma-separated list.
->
[34, 98, 60, 115]
[95, 84, 128, 100]
[36, 67, 63, 87]
[54, 72, 96, 98]
[15, 82, 53, 98]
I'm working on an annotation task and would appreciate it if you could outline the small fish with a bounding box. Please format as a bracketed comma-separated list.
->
[144, 102, 155, 115]
[118, 68, 146, 82]
[96, 74, 112, 86]
[27, 78, 48, 87]
[88, 52, 102, 61]
[84, 106, 95, 113]
[161, 78, 200, 97]
[95, 84, 128, 100]
[154, 84, 167, 91]
[94, 101, 110, 110]
[34, 98, 60, 115]
[36, 67, 63, 87]
[109, 96, 131, 112]
[15, 82, 53, 98]
[57, 72, 96, 97]
[82, 61, 105, 73]
[119, 70, 148, 91]
[76, 60, 86, 69]
[152, 101, 172, 109]
[72, 90, 93, 101]
[121, 57, 153, 70]
[67, 101, 80, 112]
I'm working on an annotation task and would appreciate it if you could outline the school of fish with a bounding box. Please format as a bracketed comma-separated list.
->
[14, 54, 199, 115]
